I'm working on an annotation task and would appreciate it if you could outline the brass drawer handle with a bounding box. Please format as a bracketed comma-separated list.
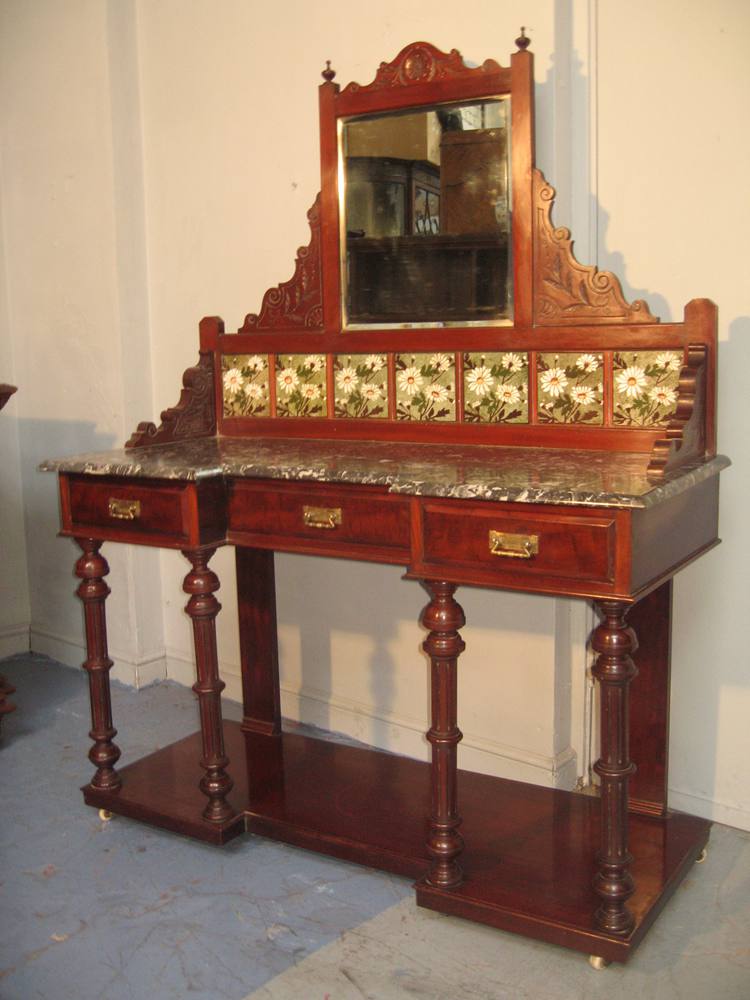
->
[108, 498, 141, 521]
[303, 505, 342, 529]
[489, 529, 539, 559]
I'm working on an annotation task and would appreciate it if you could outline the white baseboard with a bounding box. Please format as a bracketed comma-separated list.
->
[165, 651, 577, 789]
[29, 626, 167, 689]
[0, 622, 31, 658]
[668, 787, 750, 833]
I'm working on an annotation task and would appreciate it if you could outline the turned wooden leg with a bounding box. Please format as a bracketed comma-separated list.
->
[182, 547, 233, 824]
[591, 599, 638, 934]
[422, 580, 466, 889]
[74, 538, 121, 791]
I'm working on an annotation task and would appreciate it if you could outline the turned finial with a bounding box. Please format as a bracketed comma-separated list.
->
[321, 60, 336, 82]
[515, 27, 530, 50]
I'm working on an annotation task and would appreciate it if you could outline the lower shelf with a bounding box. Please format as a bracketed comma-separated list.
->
[83, 722, 710, 963]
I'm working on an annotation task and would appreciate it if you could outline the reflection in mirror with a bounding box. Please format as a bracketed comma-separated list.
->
[342, 98, 511, 328]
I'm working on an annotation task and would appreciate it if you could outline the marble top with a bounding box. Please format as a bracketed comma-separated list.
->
[39, 436, 730, 510]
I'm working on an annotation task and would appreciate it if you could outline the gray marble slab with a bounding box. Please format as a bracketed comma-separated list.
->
[39, 436, 730, 510]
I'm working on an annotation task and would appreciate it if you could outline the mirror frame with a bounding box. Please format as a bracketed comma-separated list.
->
[317, 41, 534, 338]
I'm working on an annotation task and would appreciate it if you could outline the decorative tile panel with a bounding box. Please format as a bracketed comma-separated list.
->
[275, 354, 327, 418]
[395, 353, 456, 422]
[221, 354, 271, 418]
[333, 354, 389, 419]
[612, 351, 682, 426]
[463, 352, 529, 423]
[537, 352, 603, 424]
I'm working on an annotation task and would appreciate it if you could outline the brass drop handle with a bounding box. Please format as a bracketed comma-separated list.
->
[108, 498, 141, 521]
[303, 505, 342, 529]
[489, 529, 539, 559]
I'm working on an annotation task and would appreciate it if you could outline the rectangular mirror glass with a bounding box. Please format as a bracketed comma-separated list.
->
[341, 97, 511, 328]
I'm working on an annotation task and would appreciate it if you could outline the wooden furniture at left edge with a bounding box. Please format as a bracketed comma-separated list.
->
[42, 36, 728, 966]
[1, 383, 19, 731]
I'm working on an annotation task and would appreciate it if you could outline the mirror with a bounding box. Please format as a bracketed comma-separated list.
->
[341, 97, 511, 328]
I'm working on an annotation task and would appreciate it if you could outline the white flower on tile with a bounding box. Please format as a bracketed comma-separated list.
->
[362, 384, 382, 401]
[650, 385, 677, 406]
[576, 354, 599, 373]
[426, 383, 450, 404]
[365, 354, 385, 372]
[571, 384, 596, 405]
[223, 368, 244, 393]
[302, 384, 321, 400]
[615, 366, 647, 398]
[277, 368, 299, 395]
[499, 384, 521, 404]
[467, 366, 494, 397]
[247, 355, 266, 372]
[397, 367, 423, 396]
[429, 353, 452, 373]
[304, 354, 326, 372]
[244, 382, 265, 399]
[540, 367, 568, 397]
[655, 352, 681, 372]
[501, 352, 525, 372]
[336, 367, 358, 395]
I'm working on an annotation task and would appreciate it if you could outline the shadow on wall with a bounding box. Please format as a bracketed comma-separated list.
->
[18, 418, 118, 635]
[276, 551, 558, 751]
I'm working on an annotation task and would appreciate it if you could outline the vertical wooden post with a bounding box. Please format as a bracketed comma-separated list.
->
[74, 538, 121, 791]
[627, 580, 672, 816]
[236, 547, 281, 736]
[182, 547, 233, 824]
[422, 580, 465, 888]
[591, 599, 638, 934]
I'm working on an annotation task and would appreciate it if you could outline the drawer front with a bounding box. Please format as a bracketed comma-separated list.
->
[65, 476, 191, 544]
[421, 503, 616, 586]
[229, 482, 411, 558]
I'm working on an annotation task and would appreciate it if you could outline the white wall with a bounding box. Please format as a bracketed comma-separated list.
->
[1, 0, 747, 827]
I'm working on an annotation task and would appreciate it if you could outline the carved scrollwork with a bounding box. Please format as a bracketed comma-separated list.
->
[340, 42, 504, 96]
[126, 352, 216, 449]
[647, 345, 707, 479]
[533, 169, 657, 326]
[240, 196, 323, 332]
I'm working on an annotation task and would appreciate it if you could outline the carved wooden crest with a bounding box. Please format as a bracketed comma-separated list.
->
[126, 352, 216, 448]
[339, 42, 504, 96]
[533, 169, 657, 326]
[240, 196, 323, 332]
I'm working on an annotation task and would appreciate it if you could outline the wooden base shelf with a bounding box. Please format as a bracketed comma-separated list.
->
[82, 722, 710, 963]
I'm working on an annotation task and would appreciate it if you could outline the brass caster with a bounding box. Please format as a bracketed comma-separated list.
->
[589, 955, 610, 970]
[98, 808, 114, 822]
[695, 847, 708, 864]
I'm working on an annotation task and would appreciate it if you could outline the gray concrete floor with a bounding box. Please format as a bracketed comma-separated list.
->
[1, 652, 749, 1000]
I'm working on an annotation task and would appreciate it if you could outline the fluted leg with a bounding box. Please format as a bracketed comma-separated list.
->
[182, 547, 233, 824]
[422, 580, 466, 888]
[74, 538, 121, 791]
[591, 599, 639, 934]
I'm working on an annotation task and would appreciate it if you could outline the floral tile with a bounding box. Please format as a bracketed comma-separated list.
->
[463, 352, 529, 423]
[333, 354, 388, 419]
[222, 354, 271, 417]
[275, 354, 327, 418]
[612, 350, 682, 426]
[395, 353, 456, 422]
[537, 352, 603, 424]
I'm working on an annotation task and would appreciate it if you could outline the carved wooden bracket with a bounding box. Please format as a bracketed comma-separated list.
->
[240, 196, 323, 332]
[126, 352, 216, 449]
[647, 345, 707, 479]
[533, 169, 657, 326]
[339, 42, 505, 96]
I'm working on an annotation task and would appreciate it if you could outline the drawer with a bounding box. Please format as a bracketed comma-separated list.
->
[61, 474, 226, 548]
[420, 502, 617, 587]
[228, 481, 411, 561]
